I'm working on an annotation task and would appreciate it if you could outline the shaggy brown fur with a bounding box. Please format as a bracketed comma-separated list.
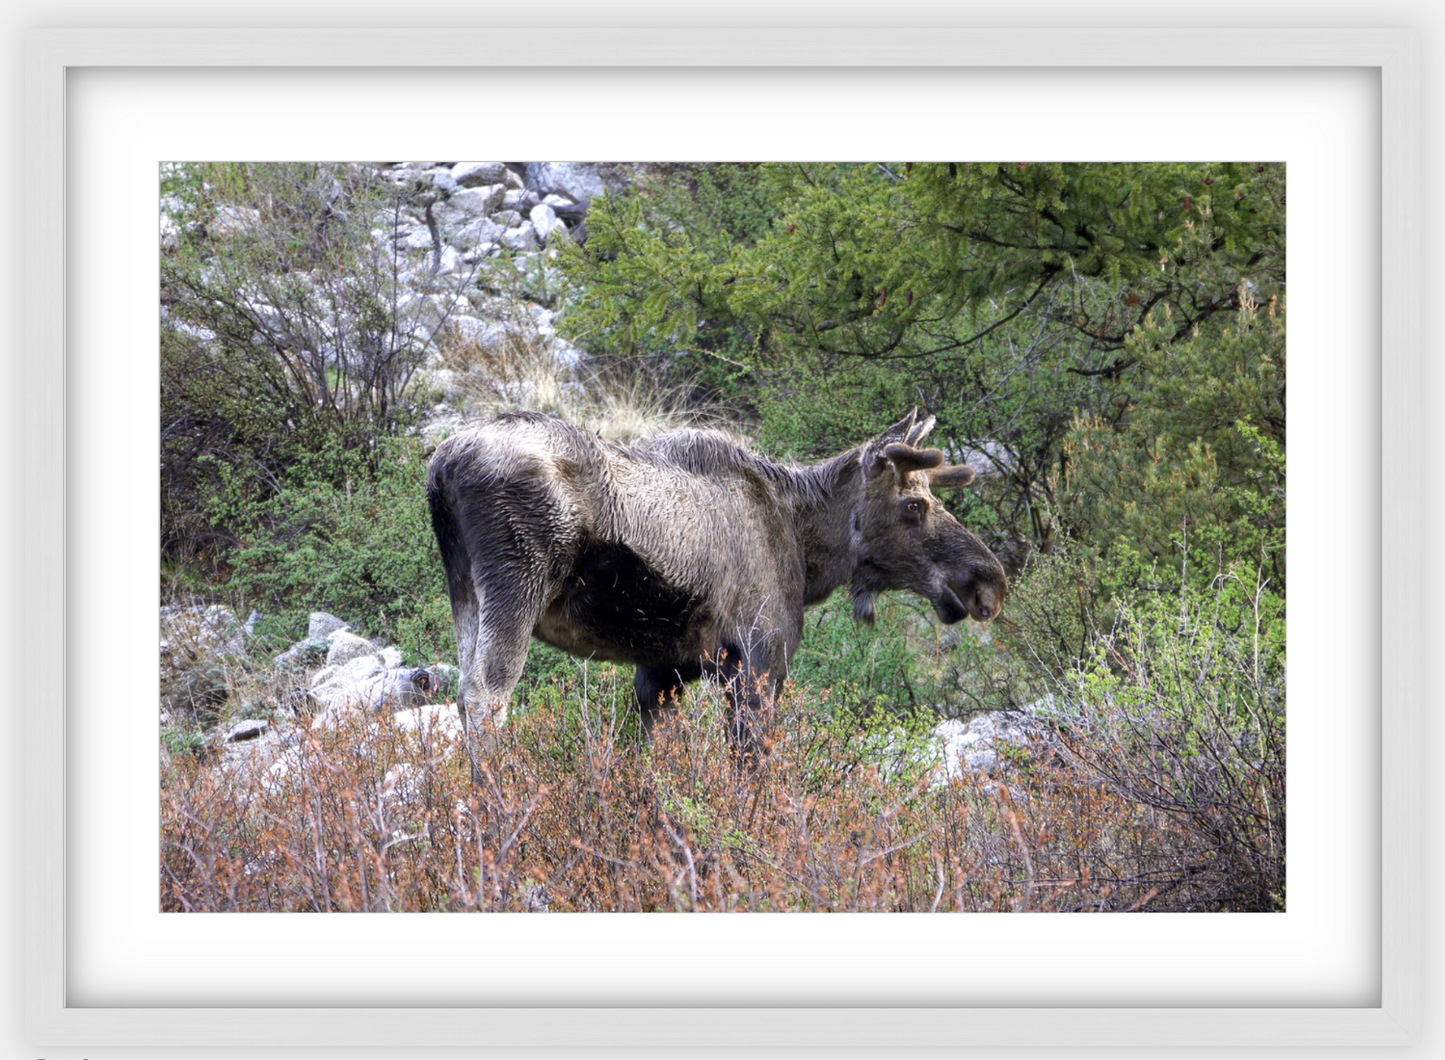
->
[427, 410, 1006, 779]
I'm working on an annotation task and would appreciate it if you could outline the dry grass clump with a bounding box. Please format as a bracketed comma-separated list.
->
[161, 671, 1209, 914]
[430, 301, 708, 443]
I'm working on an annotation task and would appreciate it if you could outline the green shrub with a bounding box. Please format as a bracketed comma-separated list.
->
[1022, 545, 1285, 911]
[216, 433, 450, 661]
[161, 162, 465, 570]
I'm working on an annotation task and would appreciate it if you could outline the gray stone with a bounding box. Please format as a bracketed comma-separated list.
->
[452, 162, 508, 188]
[452, 216, 505, 251]
[326, 630, 377, 667]
[160, 604, 247, 666]
[530, 203, 566, 244]
[209, 205, 260, 238]
[525, 162, 606, 205]
[307, 612, 350, 639]
[425, 168, 459, 194]
[451, 185, 506, 216]
[551, 338, 586, 371]
[395, 224, 436, 251]
[503, 224, 538, 252]
[391, 703, 463, 741]
[226, 718, 270, 742]
[491, 209, 524, 229]
[929, 710, 1056, 786]
[435, 245, 466, 276]
[274, 638, 328, 671]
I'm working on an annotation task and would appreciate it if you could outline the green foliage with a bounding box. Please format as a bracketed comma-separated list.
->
[1060, 297, 1286, 587]
[789, 596, 930, 715]
[1056, 553, 1285, 910]
[216, 434, 451, 662]
[161, 162, 455, 567]
[560, 162, 1285, 553]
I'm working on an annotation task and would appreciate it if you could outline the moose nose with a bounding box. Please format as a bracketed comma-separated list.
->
[977, 604, 991, 620]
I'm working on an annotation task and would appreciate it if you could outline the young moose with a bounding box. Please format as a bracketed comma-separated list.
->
[427, 409, 1006, 779]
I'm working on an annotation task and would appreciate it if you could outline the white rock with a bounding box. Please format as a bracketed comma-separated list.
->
[452, 162, 508, 187]
[395, 224, 436, 251]
[425, 168, 459, 194]
[452, 216, 505, 251]
[525, 163, 605, 205]
[209, 204, 260, 238]
[503, 224, 538, 251]
[529, 203, 565, 244]
[391, 704, 464, 741]
[326, 630, 378, 667]
[551, 338, 586, 370]
[308, 612, 350, 640]
[451, 184, 506, 216]
[435, 245, 466, 275]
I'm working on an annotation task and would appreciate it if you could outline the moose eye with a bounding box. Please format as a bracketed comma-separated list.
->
[903, 499, 924, 521]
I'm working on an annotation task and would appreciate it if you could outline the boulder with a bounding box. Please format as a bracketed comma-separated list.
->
[274, 638, 329, 671]
[391, 703, 463, 741]
[525, 162, 606, 205]
[452, 216, 505, 252]
[451, 185, 507, 216]
[225, 718, 270, 743]
[209, 204, 261, 238]
[452, 162, 508, 188]
[307, 612, 350, 639]
[160, 604, 247, 664]
[529, 203, 567, 244]
[326, 630, 378, 667]
[931, 710, 1057, 784]
[503, 224, 538, 252]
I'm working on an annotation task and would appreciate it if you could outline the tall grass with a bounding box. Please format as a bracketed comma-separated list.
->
[429, 298, 712, 443]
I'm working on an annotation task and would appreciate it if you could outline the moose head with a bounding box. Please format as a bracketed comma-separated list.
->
[850, 410, 1008, 626]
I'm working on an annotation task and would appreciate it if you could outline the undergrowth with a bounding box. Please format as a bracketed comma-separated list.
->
[162, 676, 1198, 914]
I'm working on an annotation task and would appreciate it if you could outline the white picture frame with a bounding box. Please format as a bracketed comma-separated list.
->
[21, 27, 1421, 1050]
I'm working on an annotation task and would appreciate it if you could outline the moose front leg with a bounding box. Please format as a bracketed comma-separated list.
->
[716, 641, 783, 765]
[633, 662, 699, 740]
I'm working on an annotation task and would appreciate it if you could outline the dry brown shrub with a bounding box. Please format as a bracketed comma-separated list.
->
[162, 676, 1214, 913]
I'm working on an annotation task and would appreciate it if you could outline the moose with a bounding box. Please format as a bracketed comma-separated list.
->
[426, 409, 1007, 779]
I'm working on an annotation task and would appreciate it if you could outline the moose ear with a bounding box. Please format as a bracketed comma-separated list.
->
[883, 442, 945, 474]
[904, 414, 937, 447]
[876, 408, 920, 445]
[927, 464, 977, 489]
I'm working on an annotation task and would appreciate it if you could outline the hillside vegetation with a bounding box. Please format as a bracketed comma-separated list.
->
[160, 162, 1285, 912]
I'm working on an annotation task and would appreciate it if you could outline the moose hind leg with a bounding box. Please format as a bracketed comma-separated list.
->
[457, 599, 537, 784]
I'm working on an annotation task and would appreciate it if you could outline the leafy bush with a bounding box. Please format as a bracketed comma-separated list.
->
[1001, 543, 1285, 911]
[215, 433, 451, 661]
[161, 162, 468, 568]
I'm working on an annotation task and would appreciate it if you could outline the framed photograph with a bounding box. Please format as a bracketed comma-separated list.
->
[22, 27, 1419, 1050]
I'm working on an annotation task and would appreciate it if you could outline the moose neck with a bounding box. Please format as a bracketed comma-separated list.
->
[788, 448, 869, 607]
